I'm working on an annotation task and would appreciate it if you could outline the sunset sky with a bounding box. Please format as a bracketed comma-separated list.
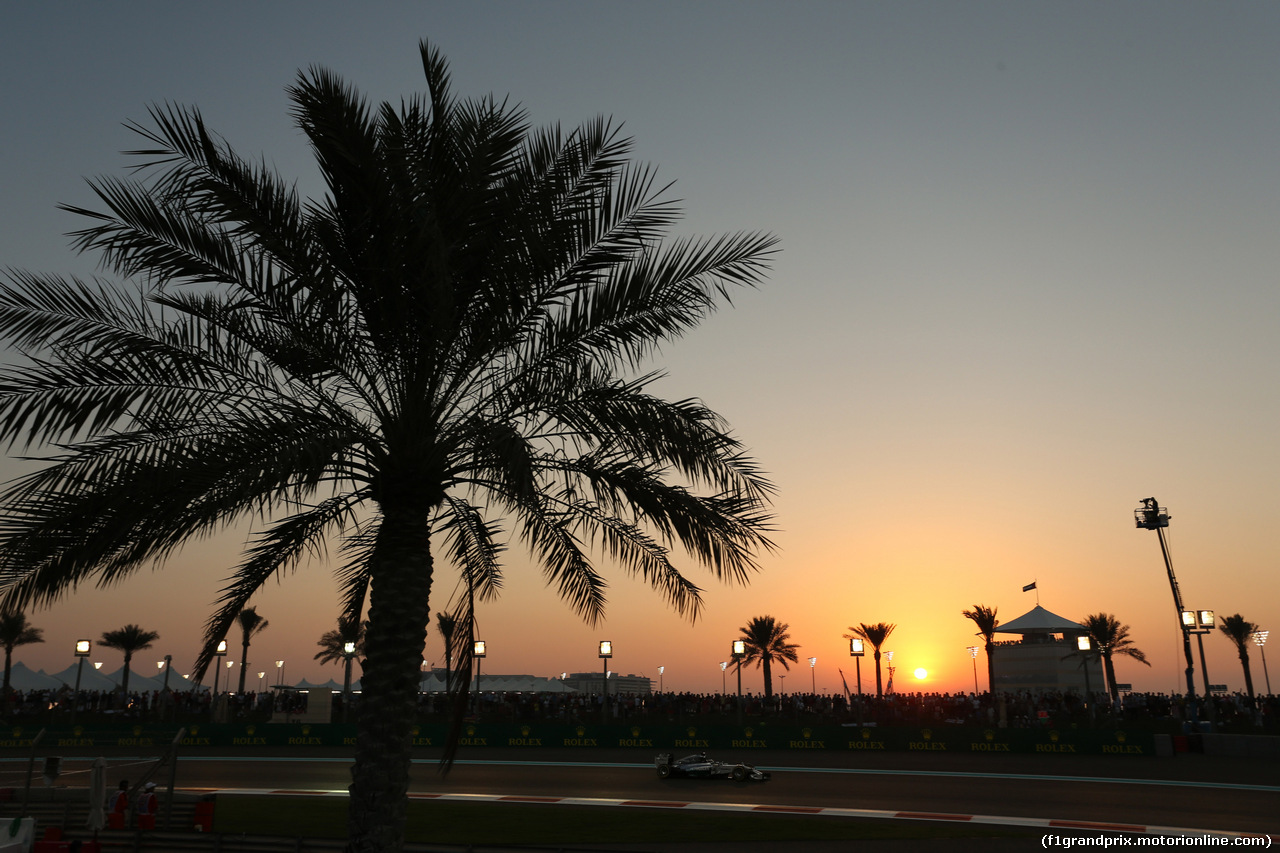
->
[1, 2, 1277, 698]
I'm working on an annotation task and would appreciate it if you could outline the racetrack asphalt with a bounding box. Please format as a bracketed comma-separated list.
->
[22, 747, 1279, 850]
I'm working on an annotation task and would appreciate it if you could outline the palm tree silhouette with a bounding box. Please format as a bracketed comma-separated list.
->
[961, 605, 999, 694]
[1219, 613, 1260, 699]
[235, 607, 269, 694]
[0, 41, 778, 851]
[0, 611, 43, 696]
[845, 622, 895, 697]
[435, 611, 459, 694]
[99, 624, 159, 697]
[315, 618, 366, 666]
[1079, 612, 1149, 702]
[736, 615, 799, 699]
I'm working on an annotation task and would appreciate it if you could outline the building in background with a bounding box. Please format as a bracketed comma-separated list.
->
[992, 605, 1104, 694]
[562, 672, 652, 695]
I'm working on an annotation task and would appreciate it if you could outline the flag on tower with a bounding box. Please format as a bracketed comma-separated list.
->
[1022, 582, 1037, 592]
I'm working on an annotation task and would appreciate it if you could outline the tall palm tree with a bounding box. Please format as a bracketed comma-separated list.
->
[0, 610, 43, 696]
[1219, 613, 1259, 699]
[0, 42, 775, 853]
[1080, 612, 1150, 702]
[435, 611, 458, 694]
[736, 615, 799, 699]
[99, 625, 159, 697]
[235, 607, 270, 694]
[315, 618, 366, 666]
[845, 622, 895, 697]
[961, 605, 999, 694]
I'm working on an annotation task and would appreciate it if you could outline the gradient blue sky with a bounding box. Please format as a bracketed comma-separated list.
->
[1, 2, 1277, 695]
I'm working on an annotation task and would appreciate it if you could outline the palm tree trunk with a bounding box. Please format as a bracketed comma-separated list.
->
[239, 639, 250, 694]
[1237, 648, 1256, 699]
[762, 657, 772, 700]
[873, 650, 883, 698]
[1104, 653, 1119, 703]
[121, 653, 132, 697]
[346, 504, 434, 853]
[984, 640, 995, 694]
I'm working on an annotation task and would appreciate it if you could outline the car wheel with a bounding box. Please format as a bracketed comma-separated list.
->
[657, 764, 671, 779]
[731, 765, 747, 781]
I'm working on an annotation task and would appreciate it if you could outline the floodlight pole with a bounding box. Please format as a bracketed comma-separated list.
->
[473, 640, 486, 717]
[1135, 498, 1199, 728]
[1254, 632, 1271, 695]
[599, 641, 612, 723]
[71, 640, 90, 726]
[732, 640, 745, 726]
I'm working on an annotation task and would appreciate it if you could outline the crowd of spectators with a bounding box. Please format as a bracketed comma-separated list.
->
[411, 687, 1280, 733]
[4, 682, 1274, 734]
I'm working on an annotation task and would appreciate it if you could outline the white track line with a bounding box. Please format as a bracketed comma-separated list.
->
[194, 787, 1276, 843]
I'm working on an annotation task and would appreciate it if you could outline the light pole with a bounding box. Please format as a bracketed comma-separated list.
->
[209, 640, 228, 721]
[966, 646, 979, 693]
[1076, 635, 1094, 721]
[720, 661, 727, 695]
[808, 657, 817, 693]
[342, 641, 357, 722]
[778, 674, 786, 695]
[885, 651, 895, 694]
[158, 655, 173, 692]
[212, 641, 228, 691]
[257, 671, 265, 692]
[473, 640, 486, 716]
[732, 640, 745, 725]
[599, 641, 612, 722]
[658, 665, 664, 693]
[1135, 498, 1200, 727]
[275, 660, 284, 688]
[850, 639, 865, 696]
[1182, 609, 1215, 698]
[1254, 631, 1271, 695]
[71, 640, 90, 725]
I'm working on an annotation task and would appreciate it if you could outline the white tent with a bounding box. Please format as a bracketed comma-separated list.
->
[50, 662, 120, 691]
[49, 663, 179, 692]
[417, 673, 448, 692]
[107, 666, 170, 693]
[5, 662, 65, 691]
[293, 678, 345, 692]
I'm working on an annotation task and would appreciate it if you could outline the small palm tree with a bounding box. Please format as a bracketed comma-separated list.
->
[1219, 613, 1260, 699]
[235, 607, 269, 694]
[1080, 612, 1150, 702]
[99, 624, 159, 696]
[961, 605, 999, 694]
[435, 611, 458, 693]
[315, 618, 366, 666]
[736, 615, 799, 699]
[845, 622, 895, 697]
[0, 611, 43, 696]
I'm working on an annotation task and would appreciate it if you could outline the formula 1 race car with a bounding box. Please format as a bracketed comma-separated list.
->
[654, 752, 771, 782]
